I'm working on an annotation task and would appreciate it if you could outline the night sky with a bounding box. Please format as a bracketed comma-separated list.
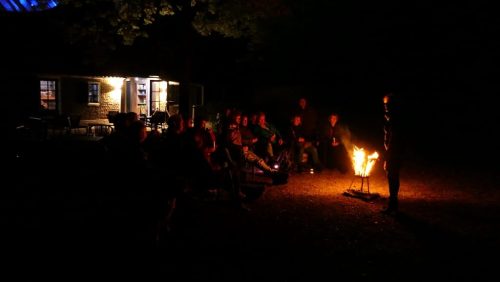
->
[1, 2, 498, 164]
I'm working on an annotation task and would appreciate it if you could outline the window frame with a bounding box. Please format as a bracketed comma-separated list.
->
[88, 81, 100, 105]
[39, 79, 58, 111]
[150, 80, 162, 114]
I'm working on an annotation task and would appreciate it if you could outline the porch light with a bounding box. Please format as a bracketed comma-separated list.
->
[105, 77, 124, 103]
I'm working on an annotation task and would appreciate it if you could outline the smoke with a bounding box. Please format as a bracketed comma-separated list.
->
[339, 124, 354, 157]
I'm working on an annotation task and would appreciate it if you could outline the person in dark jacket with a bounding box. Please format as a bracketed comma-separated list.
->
[382, 93, 405, 214]
[319, 112, 350, 174]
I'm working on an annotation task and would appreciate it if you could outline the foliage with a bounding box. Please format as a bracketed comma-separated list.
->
[57, 0, 289, 46]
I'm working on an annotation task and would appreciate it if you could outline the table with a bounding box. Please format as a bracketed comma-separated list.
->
[87, 122, 114, 136]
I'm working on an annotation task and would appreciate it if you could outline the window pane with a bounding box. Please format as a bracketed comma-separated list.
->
[48, 81, 56, 90]
[40, 80, 57, 110]
[47, 101, 56, 110]
[88, 83, 99, 103]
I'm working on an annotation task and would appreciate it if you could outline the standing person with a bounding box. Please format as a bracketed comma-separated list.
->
[294, 97, 319, 143]
[382, 93, 404, 214]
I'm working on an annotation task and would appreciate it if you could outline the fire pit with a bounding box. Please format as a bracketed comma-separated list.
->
[343, 146, 380, 201]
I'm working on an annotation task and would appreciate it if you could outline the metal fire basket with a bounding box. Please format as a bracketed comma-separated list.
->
[349, 175, 371, 193]
[343, 175, 380, 201]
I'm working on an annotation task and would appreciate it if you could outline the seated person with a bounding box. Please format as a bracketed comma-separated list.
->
[184, 115, 218, 191]
[285, 114, 322, 172]
[319, 112, 351, 174]
[240, 114, 258, 150]
[225, 111, 277, 174]
[252, 112, 284, 162]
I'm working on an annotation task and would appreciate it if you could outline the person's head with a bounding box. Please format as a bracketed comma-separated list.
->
[167, 114, 184, 133]
[241, 115, 249, 127]
[129, 120, 147, 143]
[126, 112, 139, 122]
[328, 113, 339, 126]
[257, 112, 267, 126]
[383, 92, 399, 113]
[383, 92, 402, 123]
[113, 113, 129, 132]
[250, 113, 258, 125]
[291, 114, 302, 126]
[230, 110, 242, 125]
[298, 98, 307, 109]
[194, 115, 208, 129]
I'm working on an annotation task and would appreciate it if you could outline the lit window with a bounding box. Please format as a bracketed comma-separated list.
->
[88, 82, 100, 104]
[150, 81, 162, 113]
[40, 79, 57, 110]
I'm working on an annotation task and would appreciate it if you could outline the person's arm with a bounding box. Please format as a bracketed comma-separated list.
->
[270, 123, 284, 145]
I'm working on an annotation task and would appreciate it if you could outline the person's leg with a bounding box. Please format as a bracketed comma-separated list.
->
[266, 142, 274, 160]
[326, 145, 335, 169]
[296, 144, 306, 172]
[245, 150, 275, 173]
[384, 158, 401, 213]
[287, 144, 298, 172]
[305, 145, 322, 170]
[318, 141, 327, 167]
[387, 168, 400, 210]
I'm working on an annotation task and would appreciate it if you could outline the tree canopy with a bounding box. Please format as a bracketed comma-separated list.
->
[57, 0, 289, 46]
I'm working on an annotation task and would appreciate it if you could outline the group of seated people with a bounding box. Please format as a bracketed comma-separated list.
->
[101, 104, 352, 192]
[107, 106, 351, 186]
[217, 106, 352, 176]
[287, 112, 352, 174]
[100, 111, 286, 210]
[98, 103, 352, 237]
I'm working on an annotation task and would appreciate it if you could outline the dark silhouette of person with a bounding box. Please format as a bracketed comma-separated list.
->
[285, 114, 322, 172]
[382, 93, 404, 214]
[319, 112, 350, 174]
[294, 97, 319, 143]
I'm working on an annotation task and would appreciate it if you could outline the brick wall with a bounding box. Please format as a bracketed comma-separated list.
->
[61, 76, 121, 120]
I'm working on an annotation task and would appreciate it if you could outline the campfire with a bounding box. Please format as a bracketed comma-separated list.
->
[343, 145, 380, 200]
[352, 146, 379, 177]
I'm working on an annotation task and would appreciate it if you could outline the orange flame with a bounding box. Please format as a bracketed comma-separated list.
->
[352, 145, 379, 177]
